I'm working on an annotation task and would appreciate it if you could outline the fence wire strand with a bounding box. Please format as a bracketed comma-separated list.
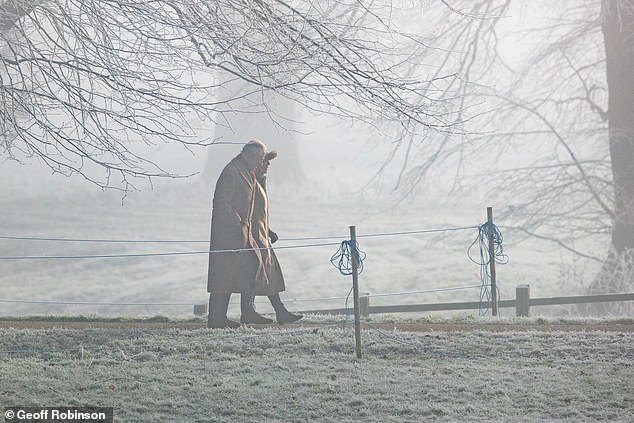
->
[0, 225, 477, 245]
[0, 222, 502, 313]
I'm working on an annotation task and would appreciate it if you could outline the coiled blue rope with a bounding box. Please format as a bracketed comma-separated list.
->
[468, 221, 508, 266]
[331, 240, 366, 275]
[468, 221, 508, 315]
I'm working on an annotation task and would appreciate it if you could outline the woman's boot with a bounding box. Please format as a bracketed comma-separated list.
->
[240, 292, 274, 324]
[269, 293, 303, 324]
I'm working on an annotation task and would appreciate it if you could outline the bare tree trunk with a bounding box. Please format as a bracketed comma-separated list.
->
[585, 0, 634, 314]
[200, 78, 305, 191]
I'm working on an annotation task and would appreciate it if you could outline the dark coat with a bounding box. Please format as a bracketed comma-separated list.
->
[251, 176, 285, 295]
[207, 155, 268, 294]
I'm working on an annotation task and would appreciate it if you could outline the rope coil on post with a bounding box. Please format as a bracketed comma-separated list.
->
[329, 228, 366, 359]
[468, 220, 508, 315]
[330, 240, 366, 276]
[479, 221, 508, 265]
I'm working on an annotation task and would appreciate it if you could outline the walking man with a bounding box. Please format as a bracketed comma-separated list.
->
[207, 140, 274, 328]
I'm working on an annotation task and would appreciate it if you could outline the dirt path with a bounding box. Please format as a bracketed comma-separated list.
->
[0, 320, 633, 332]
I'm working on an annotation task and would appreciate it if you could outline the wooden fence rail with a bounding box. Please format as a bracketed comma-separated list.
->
[289, 286, 634, 317]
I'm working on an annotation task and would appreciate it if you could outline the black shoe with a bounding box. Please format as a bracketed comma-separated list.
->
[240, 312, 274, 324]
[208, 319, 241, 329]
[208, 293, 236, 328]
[276, 309, 303, 324]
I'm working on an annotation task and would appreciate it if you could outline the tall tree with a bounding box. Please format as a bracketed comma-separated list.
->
[594, 0, 634, 311]
[199, 76, 305, 188]
[385, 1, 633, 312]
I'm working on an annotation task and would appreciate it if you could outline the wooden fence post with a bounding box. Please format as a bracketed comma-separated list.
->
[359, 293, 370, 317]
[516, 284, 530, 317]
[193, 303, 208, 316]
[487, 207, 498, 316]
[349, 226, 362, 359]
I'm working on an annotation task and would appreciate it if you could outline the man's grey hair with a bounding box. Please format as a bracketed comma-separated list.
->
[242, 139, 266, 155]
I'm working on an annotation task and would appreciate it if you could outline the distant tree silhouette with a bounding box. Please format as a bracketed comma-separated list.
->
[200, 77, 304, 188]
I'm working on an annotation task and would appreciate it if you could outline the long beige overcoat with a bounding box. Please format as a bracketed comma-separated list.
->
[207, 155, 268, 294]
[251, 176, 285, 295]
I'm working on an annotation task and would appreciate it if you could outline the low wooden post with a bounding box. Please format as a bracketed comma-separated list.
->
[349, 226, 362, 359]
[487, 207, 498, 316]
[516, 284, 530, 317]
[359, 293, 370, 317]
[193, 303, 208, 316]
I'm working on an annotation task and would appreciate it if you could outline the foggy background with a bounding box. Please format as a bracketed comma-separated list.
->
[0, 1, 621, 317]
[0, 108, 594, 319]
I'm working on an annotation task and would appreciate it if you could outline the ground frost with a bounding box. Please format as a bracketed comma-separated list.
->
[3, 324, 631, 422]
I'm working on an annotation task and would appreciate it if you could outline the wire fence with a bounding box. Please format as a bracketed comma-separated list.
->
[0, 222, 503, 315]
[0, 226, 479, 245]
[0, 225, 478, 260]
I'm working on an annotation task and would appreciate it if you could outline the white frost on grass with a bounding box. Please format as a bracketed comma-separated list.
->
[0, 322, 632, 422]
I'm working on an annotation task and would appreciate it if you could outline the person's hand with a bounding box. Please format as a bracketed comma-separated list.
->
[269, 230, 279, 244]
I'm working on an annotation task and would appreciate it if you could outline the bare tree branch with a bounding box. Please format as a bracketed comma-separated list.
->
[1, 0, 469, 191]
